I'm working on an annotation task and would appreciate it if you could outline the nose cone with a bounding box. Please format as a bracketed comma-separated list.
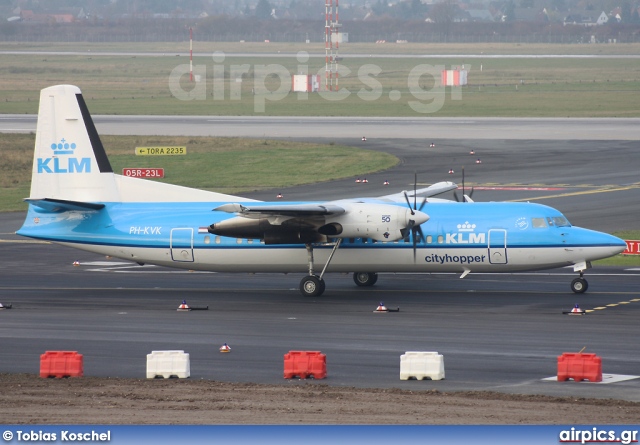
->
[409, 209, 430, 226]
[579, 229, 627, 260]
[606, 233, 628, 255]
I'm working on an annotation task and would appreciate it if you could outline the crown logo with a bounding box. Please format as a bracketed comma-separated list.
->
[50, 139, 76, 155]
[457, 221, 476, 232]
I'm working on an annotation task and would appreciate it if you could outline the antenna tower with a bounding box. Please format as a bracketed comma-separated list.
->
[325, 0, 341, 92]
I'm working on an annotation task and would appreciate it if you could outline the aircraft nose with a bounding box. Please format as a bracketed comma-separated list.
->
[609, 234, 628, 255]
[582, 230, 628, 259]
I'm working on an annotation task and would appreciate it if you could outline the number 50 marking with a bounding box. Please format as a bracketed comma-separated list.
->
[382, 215, 391, 223]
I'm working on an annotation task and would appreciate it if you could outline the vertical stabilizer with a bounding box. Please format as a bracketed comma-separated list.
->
[29, 85, 119, 203]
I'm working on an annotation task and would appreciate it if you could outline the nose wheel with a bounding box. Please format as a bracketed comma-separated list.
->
[571, 277, 588, 293]
[571, 271, 589, 294]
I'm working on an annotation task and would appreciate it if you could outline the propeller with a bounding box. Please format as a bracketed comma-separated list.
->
[401, 172, 428, 261]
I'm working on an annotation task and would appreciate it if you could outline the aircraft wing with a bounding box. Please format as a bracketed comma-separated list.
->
[378, 181, 458, 203]
[214, 203, 346, 217]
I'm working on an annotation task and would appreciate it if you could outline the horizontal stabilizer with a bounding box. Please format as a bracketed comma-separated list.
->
[380, 181, 458, 202]
[24, 198, 105, 212]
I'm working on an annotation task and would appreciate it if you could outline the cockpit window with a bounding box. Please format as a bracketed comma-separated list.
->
[532, 218, 547, 228]
[547, 216, 571, 227]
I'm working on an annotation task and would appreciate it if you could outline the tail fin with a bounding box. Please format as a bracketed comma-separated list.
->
[29, 84, 119, 203]
[28, 84, 256, 205]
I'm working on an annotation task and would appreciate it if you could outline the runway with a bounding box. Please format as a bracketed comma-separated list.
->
[1, 119, 639, 401]
[2, 115, 640, 140]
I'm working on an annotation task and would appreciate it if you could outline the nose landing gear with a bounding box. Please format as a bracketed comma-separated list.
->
[571, 271, 589, 294]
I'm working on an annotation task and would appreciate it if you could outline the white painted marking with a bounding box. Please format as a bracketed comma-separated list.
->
[542, 374, 640, 384]
[80, 261, 132, 266]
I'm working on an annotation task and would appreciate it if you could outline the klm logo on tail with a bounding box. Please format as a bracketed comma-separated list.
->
[37, 139, 91, 174]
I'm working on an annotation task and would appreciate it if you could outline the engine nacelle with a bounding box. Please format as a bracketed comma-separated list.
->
[209, 217, 325, 244]
[208, 217, 269, 239]
[319, 203, 429, 242]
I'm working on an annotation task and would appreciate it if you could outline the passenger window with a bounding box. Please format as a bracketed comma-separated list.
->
[426, 235, 433, 244]
[437, 235, 444, 244]
[204, 236, 211, 244]
[532, 218, 547, 228]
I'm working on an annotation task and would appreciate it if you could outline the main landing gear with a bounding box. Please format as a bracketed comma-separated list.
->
[353, 272, 378, 287]
[570, 271, 589, 294]
[299, 240, 342, 297]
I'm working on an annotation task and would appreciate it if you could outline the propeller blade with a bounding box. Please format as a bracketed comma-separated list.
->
[461, 166, 465, 202]
[412, 227, 417, 262]
[417, 197, 427, 212]
[413, 172, 417, 211]
[403, 191, 415, 215]
[411, 225, 425, 263]
[453, 190, 460, 202]
[415, 225, 425, 244]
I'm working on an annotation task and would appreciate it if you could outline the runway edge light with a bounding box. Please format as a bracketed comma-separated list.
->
[177, 300, 191, 311]
[563, 303, 586, 315]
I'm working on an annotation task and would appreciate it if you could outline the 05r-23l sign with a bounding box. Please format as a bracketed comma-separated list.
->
[135, 146, 187, 156]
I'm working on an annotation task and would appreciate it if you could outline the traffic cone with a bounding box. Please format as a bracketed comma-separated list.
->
[177, 300, 191, 311]
[383, 180, 389, 185]
[448, 168, 454, 174]
[476, 158, 482, 164]
[355, 178, 361, 183]
[374, 301, 389, 313]
[430, 142, 435, 147]
[363, 178, 368, 183]
[72, 261, 80, 266]
[276, 193, 283, 199]
[469, 149, 475, 155]
[219, 343, 231, 353]
[362, 136, 367, 141]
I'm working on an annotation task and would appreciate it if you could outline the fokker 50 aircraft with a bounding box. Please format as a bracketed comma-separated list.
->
[17, 85, 626, 296]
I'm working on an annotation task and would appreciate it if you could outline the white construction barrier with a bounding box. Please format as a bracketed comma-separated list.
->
[146, 350, 190, 379]
[400, 351, 445, 381]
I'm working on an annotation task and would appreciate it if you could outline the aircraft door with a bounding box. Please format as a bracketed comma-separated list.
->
[170, 228, 194, 262]
[488, 229, 507, 264]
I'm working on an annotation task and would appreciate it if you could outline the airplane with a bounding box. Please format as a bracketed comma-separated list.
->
[16, 85, 627, 297]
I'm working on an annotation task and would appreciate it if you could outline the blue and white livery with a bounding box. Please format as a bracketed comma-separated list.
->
[17, 85, 626, 296]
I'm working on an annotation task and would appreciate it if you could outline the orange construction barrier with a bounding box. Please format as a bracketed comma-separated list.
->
[283, 351, 326, 379]
[40, 351, 84, 378]
[557, 352, 602, 382]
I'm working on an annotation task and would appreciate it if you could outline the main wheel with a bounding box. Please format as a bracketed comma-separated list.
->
[353, 272, 378, 287]
[571, 277, 588, 294]
[300, 275, 325, 297]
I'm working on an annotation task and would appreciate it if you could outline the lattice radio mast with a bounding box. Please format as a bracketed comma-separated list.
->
[324, 0, 341, 92]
